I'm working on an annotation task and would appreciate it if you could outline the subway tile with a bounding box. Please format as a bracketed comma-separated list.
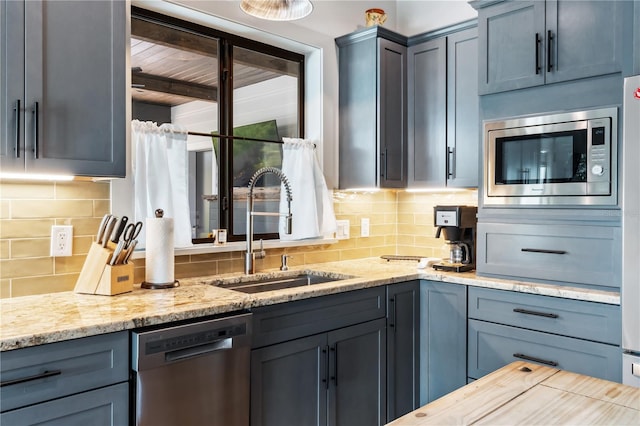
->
[175, 261, 218, 279]
[0, 240, 9, 259]
[12, 200, 94, 219]
[0, 279, 10, 298]
[340, 248, 372, 260]
[0, 200, 9, 219]
[67, 217, 104, 237]
[93, 200, 110, 217]
[216, 259, 244, 275]
[303, 249, 340, 264]
[54, 255, 87, 274]
[0, 219, 54, 239]
[0, 257, 53, 279]
[357, 236, 386, 248]
[0, 181, 55, 199]
[190, 252, 233, 263]
[11, 238, 50, 258]
[55, 181, 110, 200]
[73, 236, 94, 255]
[11, 274, 78, 297]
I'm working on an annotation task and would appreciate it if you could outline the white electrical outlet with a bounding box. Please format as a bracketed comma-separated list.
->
[335, 220, 350, 240]
[361, 218, 370, 237]
[50, 225, 73, 257]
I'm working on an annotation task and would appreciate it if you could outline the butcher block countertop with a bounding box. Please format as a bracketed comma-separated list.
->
[388, 361, 640, 426]
[0, 258, 620, 351]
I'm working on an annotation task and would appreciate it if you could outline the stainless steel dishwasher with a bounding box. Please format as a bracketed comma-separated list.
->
[131, 313, 252, 426]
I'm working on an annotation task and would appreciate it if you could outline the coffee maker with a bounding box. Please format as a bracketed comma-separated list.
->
[433, 205, 477, 272]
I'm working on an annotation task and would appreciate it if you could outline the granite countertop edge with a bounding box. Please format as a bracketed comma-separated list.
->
[0, 258, 620, 351]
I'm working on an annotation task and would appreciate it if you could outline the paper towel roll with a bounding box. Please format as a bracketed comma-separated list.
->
[145, 217, 175, 286]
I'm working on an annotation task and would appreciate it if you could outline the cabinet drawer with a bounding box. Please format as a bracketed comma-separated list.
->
[468, 319, 621, 382]
[468, 287, 620, 345]
[0, 332, 128, 412]
[0, 382, 129, 426]
[476, 222, 621, 288]
[252, 287, 386, 348]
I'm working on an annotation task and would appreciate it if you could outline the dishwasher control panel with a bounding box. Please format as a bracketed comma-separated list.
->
[145, 323, 247, 355]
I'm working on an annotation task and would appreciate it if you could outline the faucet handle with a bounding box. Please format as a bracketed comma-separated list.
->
[280, 254, 291, 271]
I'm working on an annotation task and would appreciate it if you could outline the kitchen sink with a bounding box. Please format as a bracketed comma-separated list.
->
[215, 271, 356, 294]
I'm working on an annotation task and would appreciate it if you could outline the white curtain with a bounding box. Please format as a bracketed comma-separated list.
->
[279, 138, 337, 240]
[132, 120, 193, 248]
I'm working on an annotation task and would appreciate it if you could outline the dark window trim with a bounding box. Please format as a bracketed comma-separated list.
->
[131, 6, 305, 243]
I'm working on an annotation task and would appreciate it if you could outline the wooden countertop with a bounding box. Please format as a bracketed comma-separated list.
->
[388, 361, 640, 425]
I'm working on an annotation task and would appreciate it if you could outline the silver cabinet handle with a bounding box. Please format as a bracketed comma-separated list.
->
[447, 147, 455, 178]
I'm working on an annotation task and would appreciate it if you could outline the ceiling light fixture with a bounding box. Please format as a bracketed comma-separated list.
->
[240, 0, 313, 21]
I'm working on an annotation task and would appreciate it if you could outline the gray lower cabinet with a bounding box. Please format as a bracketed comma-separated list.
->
[251, 319, 386, 426]
[0, 0, 126, 177]
[419, 280, 467, 405]
[250, 287, 387, 426]
[467, 287, 622, 382]
[407, 24, 478, 188]
[472, 0, 627, 94]
[0, 331, 129, 425]
[387, 281, 419, 422]
[336, 27, 407, 189]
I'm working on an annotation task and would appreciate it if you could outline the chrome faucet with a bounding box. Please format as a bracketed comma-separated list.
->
[245, 167, 293, 274]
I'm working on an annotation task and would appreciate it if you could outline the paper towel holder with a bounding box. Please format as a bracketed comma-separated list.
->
[141, 208, 180, 290]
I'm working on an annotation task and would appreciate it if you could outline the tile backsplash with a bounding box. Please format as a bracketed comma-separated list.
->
[0, 180, 477, 298]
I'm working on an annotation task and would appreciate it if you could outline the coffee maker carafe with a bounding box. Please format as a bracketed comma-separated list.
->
[433, 205, 477, 272]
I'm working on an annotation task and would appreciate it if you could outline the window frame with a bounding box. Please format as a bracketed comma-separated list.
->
[131, 7, 305, 243]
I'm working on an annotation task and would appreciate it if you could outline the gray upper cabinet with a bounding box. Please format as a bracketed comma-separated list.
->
[0, 0, 126, 177]
[473, 0, 624, 94]
[336, 27, 407, 189]
[407, 24, 478, 188]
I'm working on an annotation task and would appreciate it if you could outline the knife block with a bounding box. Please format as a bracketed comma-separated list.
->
[74, 242, 134, 296]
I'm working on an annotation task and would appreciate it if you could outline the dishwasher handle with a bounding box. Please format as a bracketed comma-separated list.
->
[165, 338, 233, 363]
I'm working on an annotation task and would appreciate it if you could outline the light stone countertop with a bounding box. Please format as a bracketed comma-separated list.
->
[0, 258, 620, 351]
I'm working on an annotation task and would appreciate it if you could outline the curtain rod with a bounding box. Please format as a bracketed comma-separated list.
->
[187, 131, 283, 145]
[187, 131, 315, 148]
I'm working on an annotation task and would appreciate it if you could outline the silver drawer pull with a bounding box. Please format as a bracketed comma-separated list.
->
[513, 308, 559, 319]
[0, 370, 62, 387]
[521, 248, 567, 255]
[513, 353, 558, 367]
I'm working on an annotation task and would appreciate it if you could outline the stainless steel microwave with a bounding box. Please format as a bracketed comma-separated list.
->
[483, 107, 618, 206]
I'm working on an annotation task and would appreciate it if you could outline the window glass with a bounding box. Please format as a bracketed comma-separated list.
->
[130, 10, 304, 243]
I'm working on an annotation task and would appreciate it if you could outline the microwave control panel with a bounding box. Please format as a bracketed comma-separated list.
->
[587, 117, 611, 195]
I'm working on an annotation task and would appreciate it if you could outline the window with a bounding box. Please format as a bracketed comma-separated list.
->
[130, 7, 304, 243]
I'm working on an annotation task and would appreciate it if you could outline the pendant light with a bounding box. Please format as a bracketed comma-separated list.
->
[240, 0, 313, 21]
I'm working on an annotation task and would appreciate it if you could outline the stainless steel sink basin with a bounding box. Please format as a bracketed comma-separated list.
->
[215, 271, 355, 294]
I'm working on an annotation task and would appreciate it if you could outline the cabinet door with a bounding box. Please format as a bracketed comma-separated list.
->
[250, 334, 328, 426]
[378, 38, 407, 188]
[0, 382, 129, 426]
[446, 28, 479, 188]
[545, 0, 624, 84]
[407, 38, 446, 187]
[478, 0, 545, 94]
[0, 0, 25, 173]
[328, 318, 386, 426]
[419, 281, 467, 405]
[23, 0, 126, 177]
[338, 36, 377, 189]
[387, 282, 419, 422]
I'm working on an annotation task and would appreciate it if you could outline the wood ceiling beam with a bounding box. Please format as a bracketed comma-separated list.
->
[132, 73, 217, 102]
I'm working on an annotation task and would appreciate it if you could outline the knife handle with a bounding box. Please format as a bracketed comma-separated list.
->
[110, 216, 128, 243]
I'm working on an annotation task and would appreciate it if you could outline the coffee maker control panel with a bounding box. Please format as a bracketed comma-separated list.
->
[435, 210, 459, 227]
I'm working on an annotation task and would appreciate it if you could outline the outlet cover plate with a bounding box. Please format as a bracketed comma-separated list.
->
[50, 225, 73, 257]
